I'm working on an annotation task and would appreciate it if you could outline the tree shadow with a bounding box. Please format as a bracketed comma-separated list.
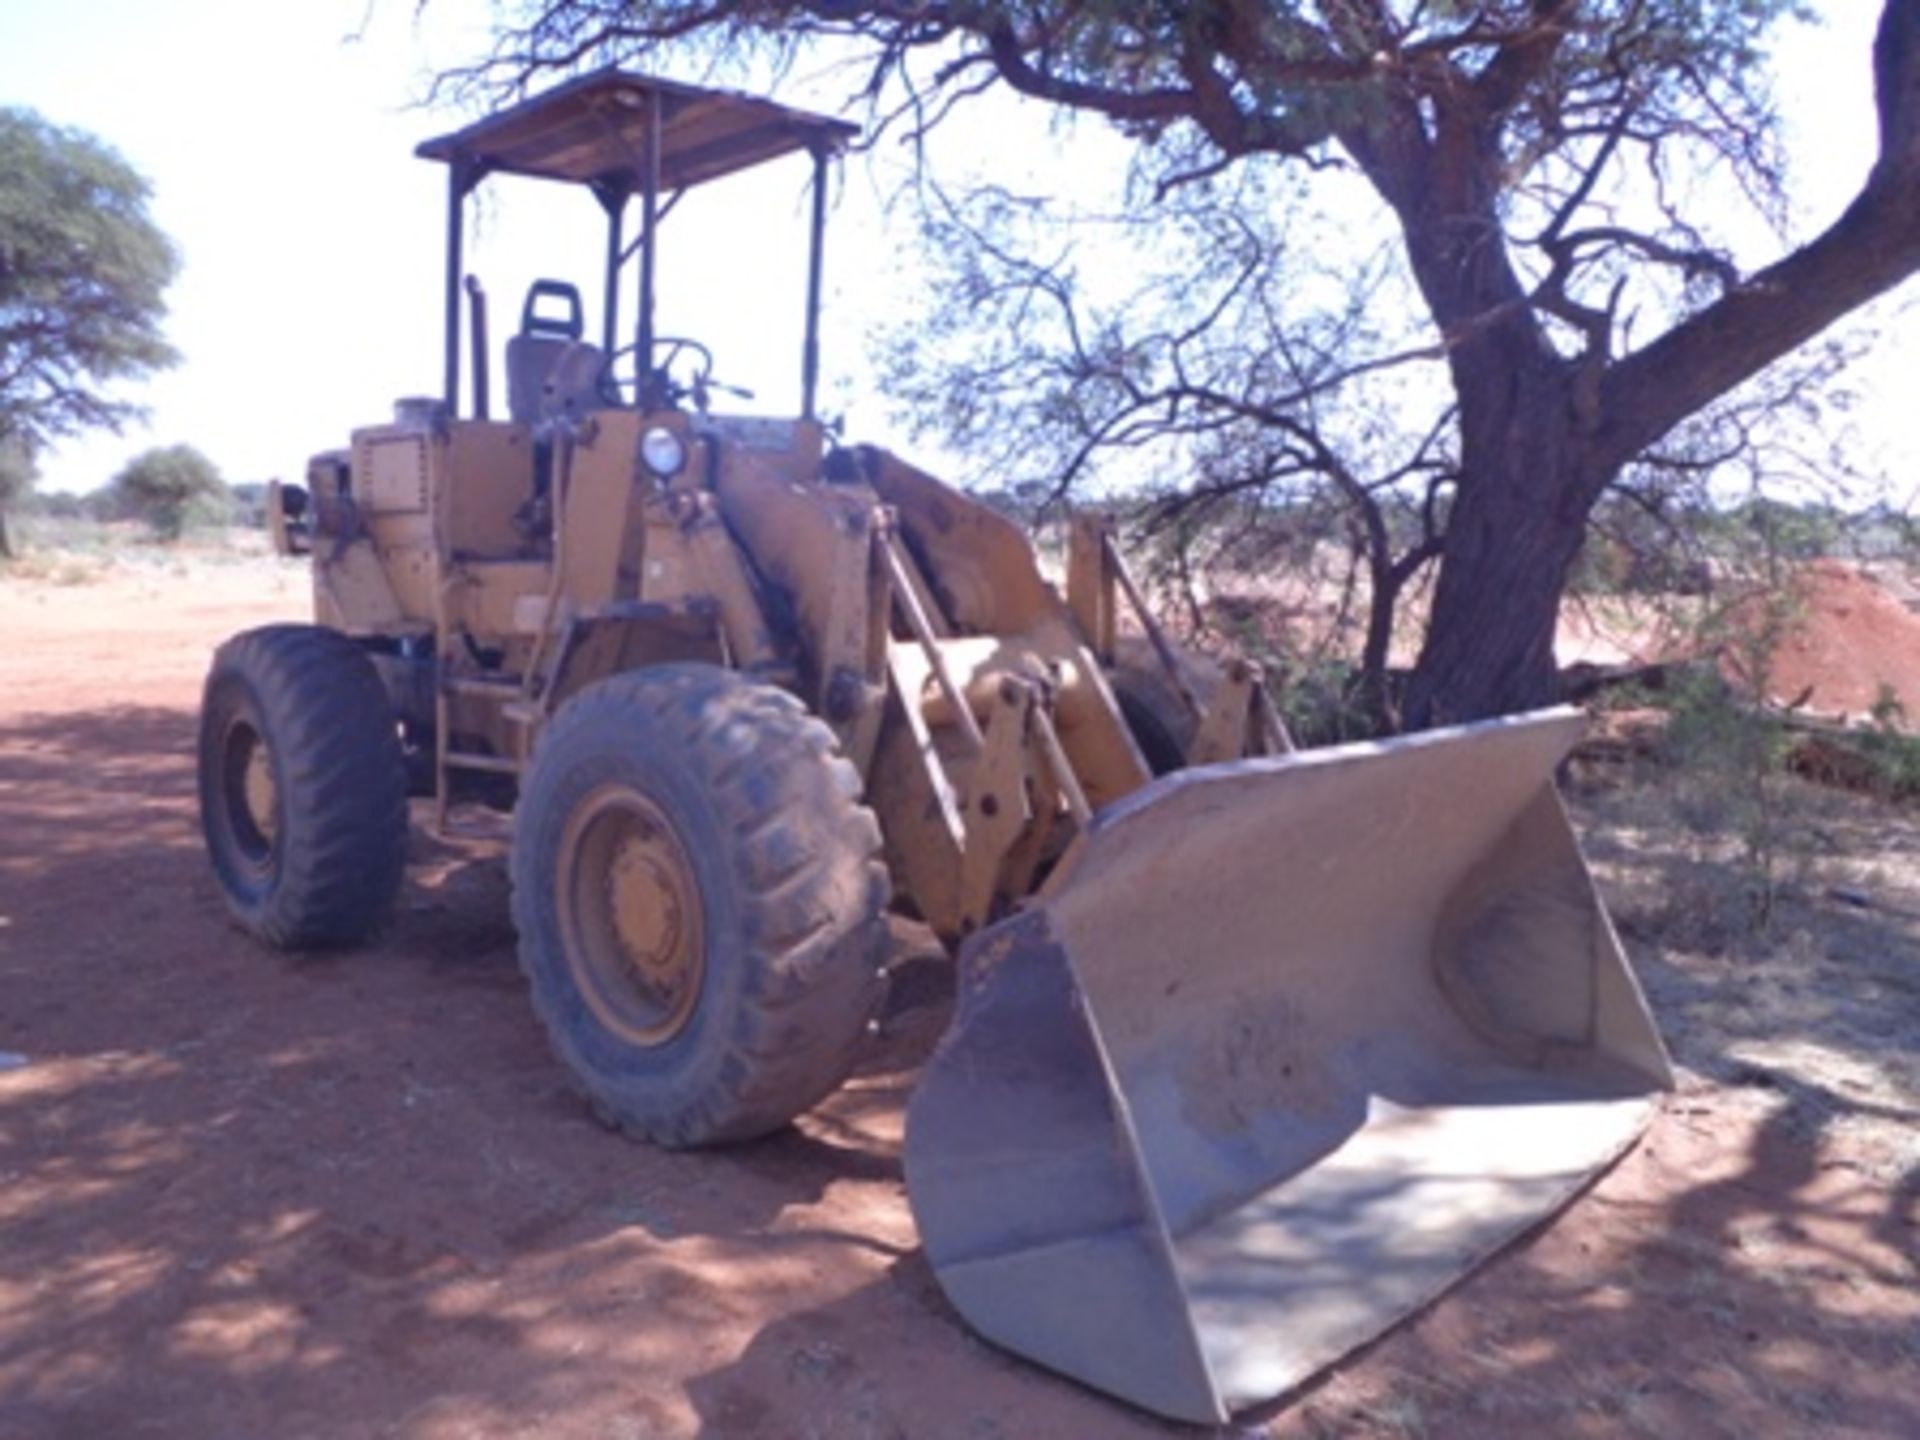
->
[1570, 762, 1920, 1106]
[678, 766, 1920, 1439]
[683, 1250, 1201, 1440]
[3, 706, 1912, 1438]
[0, 702, 935, 1437]
[1244, 1064, 1920, 1439]
[1215, 770, 1920, 1437]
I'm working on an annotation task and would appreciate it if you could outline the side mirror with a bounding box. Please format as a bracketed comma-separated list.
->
[267, 480, 312, 557]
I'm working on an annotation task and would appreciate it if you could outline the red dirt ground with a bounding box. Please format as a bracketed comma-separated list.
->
[1, 554, 1915, 1439]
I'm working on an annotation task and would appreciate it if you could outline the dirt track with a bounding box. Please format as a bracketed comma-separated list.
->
[1, 554, 1915, 1439]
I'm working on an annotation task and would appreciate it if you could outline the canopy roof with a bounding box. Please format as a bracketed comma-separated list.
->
[416, 69, 859, 191]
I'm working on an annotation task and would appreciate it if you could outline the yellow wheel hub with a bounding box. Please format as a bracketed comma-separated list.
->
[608, 837, 692, 983]
[557, 785, 706, 1047]
[242, 741, 277, 843]
[218, 716, 278, 872]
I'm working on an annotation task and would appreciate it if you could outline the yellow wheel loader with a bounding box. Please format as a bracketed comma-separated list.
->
[198, 71, 1671, 1425]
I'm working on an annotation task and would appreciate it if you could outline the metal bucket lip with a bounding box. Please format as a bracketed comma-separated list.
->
[1091, 705, 1588, 830]
[1039, 707, 1592, 907]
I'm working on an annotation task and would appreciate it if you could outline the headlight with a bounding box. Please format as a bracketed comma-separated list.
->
[640, 426, 687, 478]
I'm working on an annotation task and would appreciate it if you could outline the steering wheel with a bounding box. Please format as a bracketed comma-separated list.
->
[602, 335, 716, 411]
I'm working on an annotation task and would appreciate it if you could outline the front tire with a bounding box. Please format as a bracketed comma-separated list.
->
[512, 664, 890, 1147]
[198, 624, 408, 947]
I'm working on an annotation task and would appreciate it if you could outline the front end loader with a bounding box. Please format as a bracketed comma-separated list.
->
[198, 70, 1670, 1425]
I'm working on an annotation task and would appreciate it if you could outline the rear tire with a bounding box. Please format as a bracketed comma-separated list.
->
[198, 624, 408, 947]
[512, 664, 890, 1147]
[1108, 636, 1222, 776]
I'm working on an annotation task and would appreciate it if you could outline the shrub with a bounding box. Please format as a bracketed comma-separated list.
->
[110, 443, 227, 540]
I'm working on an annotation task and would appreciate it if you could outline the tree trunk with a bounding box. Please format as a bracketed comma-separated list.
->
[0, 509, 12, 560]
[1401, 485, 1588, 727]
[1402, 366, 1596, 728]
[1375, 0, 1920, 731]
[1355, 563, 1397, 727]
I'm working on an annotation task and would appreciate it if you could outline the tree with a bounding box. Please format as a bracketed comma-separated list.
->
[882, 175, 1465, 725]
[451, 2, 1920, 726]
[0, 434, 35, 559]
[112, 444, 226, 541]
[0, 107, 179, 547]
[227, 480, 272, 527]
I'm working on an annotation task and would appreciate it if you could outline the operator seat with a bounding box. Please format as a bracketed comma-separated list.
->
[506, 280, 604, 425]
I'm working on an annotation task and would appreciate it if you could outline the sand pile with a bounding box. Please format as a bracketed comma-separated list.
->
[1753, 561, 1920, 725]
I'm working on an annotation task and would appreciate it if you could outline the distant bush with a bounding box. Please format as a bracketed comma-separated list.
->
[28, 489, 87, 520]
[227, 480, 272, 527]
[110, 444, 228, 540]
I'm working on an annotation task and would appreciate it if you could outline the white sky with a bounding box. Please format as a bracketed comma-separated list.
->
[0, 0, 1911, 500]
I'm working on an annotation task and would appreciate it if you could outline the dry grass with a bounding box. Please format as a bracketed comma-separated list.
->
[3, 517, 277, 582]
[1572, 754, 1920, 1171]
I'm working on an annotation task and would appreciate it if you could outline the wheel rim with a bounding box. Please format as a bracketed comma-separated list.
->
[219, 715, 278, 873]
[556, 784, 706, 1047]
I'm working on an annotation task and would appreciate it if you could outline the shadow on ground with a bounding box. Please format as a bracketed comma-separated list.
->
[0, 707, 1913, 1438]
[0, 705, 941, 1437]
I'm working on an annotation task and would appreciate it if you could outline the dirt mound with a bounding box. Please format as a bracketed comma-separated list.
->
[1759, 562, 1920, 725]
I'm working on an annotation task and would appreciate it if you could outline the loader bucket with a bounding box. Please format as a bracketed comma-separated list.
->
[904, 707, 1671, 1425]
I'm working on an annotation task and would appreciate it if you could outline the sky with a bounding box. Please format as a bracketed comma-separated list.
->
[0, 0, 1911, 501]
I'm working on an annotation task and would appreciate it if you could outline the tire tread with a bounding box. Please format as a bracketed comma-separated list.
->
[198, 624, 407, 948]
[510, 664, 889, 1147]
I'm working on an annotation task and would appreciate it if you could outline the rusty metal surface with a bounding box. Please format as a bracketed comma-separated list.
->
[555, 782, 708, 1048]
[905, 911, 1219, 1422]
[416, 69, 858, 190]
[905, 708, 1671, 1424]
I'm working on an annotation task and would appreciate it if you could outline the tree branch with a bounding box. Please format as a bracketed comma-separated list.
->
[1597, 1, 1920, 480]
